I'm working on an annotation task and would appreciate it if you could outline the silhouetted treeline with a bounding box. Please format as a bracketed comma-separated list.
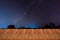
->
[7, 22, 60, 29]
[41, 22, 60, 29]
[7, 25, 15, 29]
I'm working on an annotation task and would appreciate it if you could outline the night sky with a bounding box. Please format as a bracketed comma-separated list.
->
[0, 0, 60, 28]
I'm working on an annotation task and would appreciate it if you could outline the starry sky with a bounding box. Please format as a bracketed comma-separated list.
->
[0, 0, 60, 28]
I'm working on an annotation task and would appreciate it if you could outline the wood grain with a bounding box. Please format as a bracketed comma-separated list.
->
[0, 29, 60, 40]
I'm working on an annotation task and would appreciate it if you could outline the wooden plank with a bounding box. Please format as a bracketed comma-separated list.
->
[0, 29, 60, 40]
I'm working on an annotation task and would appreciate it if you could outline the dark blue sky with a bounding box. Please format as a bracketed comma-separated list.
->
[0, 0, 60, 28]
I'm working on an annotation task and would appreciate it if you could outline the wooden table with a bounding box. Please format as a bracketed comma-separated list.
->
[0, 29, 60, 40]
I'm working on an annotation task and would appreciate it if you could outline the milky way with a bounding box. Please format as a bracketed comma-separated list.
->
[0, 0, 60, 28]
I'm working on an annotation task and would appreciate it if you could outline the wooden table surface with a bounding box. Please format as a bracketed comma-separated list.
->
[0, 29, 60, 40]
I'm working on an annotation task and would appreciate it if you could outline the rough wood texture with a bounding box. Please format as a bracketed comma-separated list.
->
[0, 29, 60, 40]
